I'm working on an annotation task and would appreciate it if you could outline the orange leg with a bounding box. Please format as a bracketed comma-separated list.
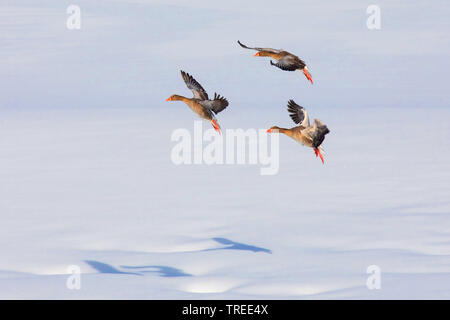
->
[314, 148, 324, 164]
[303, 68, 313, 84]
[211, 119, 221, 135]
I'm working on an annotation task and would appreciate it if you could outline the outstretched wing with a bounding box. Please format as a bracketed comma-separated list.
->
[270, 55, 304, 71]
[199, 93, 229, 115]
[302, 119, 330, 148]
[237, 40, 281, 54]
[287, 100, 310, 127]
[180, 70, 208, 100]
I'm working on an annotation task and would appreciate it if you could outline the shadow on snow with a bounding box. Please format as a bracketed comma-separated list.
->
[206, 237, 272, 254]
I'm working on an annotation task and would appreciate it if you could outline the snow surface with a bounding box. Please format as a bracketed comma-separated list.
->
[1, 0, 449, 299]
[0, 106, 449, 299]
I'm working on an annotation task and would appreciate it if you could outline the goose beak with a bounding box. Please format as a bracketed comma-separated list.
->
[266, 129, 272, 133]
[166, 97, 172, 101]
[254, 52, 260, 57]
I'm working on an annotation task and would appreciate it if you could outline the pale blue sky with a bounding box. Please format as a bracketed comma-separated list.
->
[1, 0, 449, 109]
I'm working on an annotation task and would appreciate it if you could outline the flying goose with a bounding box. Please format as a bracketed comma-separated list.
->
[166, 71, 229, 134]
[237, 40, 313, 84]
[267, 100, 330, 163]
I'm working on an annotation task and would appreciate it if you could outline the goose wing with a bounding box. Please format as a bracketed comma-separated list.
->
[180, 70, 209, 100]
[199, 93, 229, 115]
[302, 119, 330, 148]
[237, 40, 281, 54]
[270, 55, 302, 71]
[287, 99, 310, 127]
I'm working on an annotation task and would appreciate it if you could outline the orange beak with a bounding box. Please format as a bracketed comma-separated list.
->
[303, 68, 313, 84]
[266, 129, 272, 133]
[254, 52, 260, 57]
[166, 97, 172, 101]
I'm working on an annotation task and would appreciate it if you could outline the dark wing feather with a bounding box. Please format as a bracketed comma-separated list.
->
[311, 119, 330, 148]
[199, 93, 229, 115]
[237, 40, 281, 54]
[180, 70, 208, 100]
[270, 55, 304, 71]
[210, 93, 229, 114]
[287, 100, 310, 127]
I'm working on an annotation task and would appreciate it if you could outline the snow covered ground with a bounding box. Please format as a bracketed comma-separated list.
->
[0, 106, 449, 299]
[1, 0, 449, 299]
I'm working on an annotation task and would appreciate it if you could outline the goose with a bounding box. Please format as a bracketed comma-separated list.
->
[166, 71, 229, 134]
[237, 40, 313, 84]
[267, 100, 330, 163]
